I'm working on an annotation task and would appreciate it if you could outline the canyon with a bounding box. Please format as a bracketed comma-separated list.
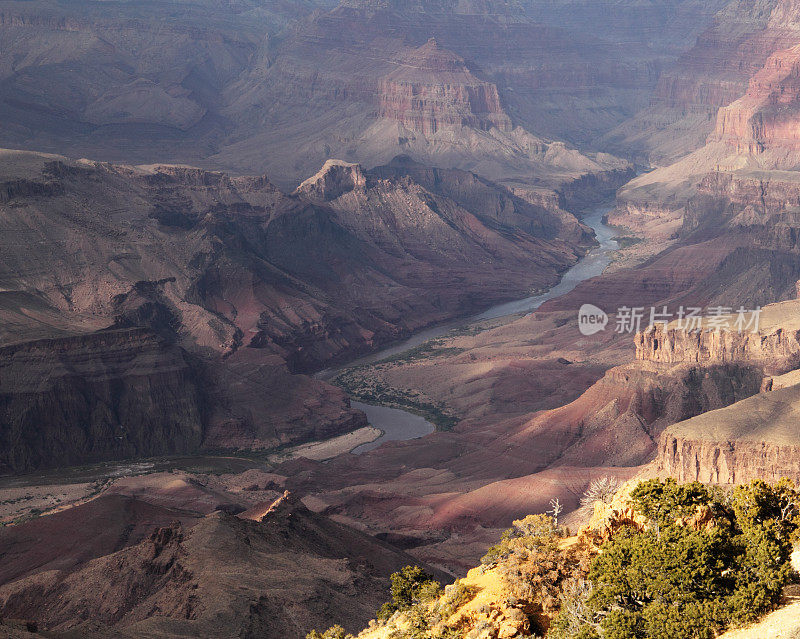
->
[0, 0, 723, 188]
[0, 147, 601, 473]
[616, 0, 800, 238]
[7, 1, 800, 637]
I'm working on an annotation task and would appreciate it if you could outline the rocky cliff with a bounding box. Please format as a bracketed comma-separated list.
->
[377, 39, 512, 135]
[647, 299, 800, 485]
[686, 170, 800, 233]
[222, 3, 633, 191]
[605, 0, 800, 163]
[656, 383, 800, 484]
[0, 329, 204, 474]
[635, 309, 800, 373]
[710, 42, 800, 161]
[490, 359, 765, 472]
[613, 0, 800, 240]
[0, 0, 680, 191]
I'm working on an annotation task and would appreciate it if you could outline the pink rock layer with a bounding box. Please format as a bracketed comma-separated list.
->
[378, 39, 512, 135]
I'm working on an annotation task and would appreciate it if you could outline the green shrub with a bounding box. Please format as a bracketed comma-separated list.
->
[306, 625, 352, 639]
[377, 565, 442, 620]
[434, 581, 479, 621]
[482, 513, 559, 564]
[549, 478, 800, 639]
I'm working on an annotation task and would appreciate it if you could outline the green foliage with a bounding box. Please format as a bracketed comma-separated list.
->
[549, 478, 800, 639]
[482, 513, 559, 564]
[377, 565, 442, 621]
[435, 582, 479, 620]
[630, 478, 713, 525]
[306, 625, 353, 639]
[352, 480, 798, 639]
[599, 610, 639, 639]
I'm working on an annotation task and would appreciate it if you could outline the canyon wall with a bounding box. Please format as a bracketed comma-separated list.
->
[684, 171, 800, 244]
[656, 382, 800, 485]
[0, 329, 205, 474]
[711, 43, 800, 156]
[377, 39, 512, 136]
[606, 0, 800, 163]
[658, 433, 800, 485]
[0, 0, 679, 188]
[635, 321, 800, 372]
[647, 299, 800, 486]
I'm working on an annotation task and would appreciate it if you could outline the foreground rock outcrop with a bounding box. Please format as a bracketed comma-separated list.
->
[0, 491, 436, 639]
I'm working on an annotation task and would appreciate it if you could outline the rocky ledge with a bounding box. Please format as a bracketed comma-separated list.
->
[656, 383, 800, 484]
[0, 328, 205, 473]
[635, 299, 800, 373]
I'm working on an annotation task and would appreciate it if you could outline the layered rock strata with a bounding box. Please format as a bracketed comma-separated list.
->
[377, 39, 512, 135]
[656, 383, 800, 485]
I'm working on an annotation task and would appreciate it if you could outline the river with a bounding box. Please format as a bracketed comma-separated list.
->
[330, 202, 619, 454]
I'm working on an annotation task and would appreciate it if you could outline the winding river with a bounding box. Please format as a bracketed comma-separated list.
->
[333, 202, 619, 454]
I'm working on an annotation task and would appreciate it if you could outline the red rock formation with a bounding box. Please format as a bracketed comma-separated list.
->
[681, 170, 800, 260]
[655, 381, 800, 485]
[294, 159, 368, 202]
[488, 360, 765, 471]
[657, 432, 800, 485]
[653, 0, 800, 114]
[647, 300, 800, 486]
[711, 43, 800, 159]
[607, 0, 800, 164]
[635, 322, 800, 372]
[378, 39, 512, 135]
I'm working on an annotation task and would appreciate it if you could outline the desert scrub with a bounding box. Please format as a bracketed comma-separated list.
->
[549, 478, 800, 639]
[434, 582, 480, 621]
[377, 565, 443, 621]
[578, 477, 620, 515]
[374, 339, 465, 365]
[613, 236, 642, 249]
[308, 480, 800, 639]
[307, 566, 441, 639]
[306, 625, 352, 639]
[481, 514, 562, 565]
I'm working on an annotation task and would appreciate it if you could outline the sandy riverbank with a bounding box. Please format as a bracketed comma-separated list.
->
[270, 426, 383, 462]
